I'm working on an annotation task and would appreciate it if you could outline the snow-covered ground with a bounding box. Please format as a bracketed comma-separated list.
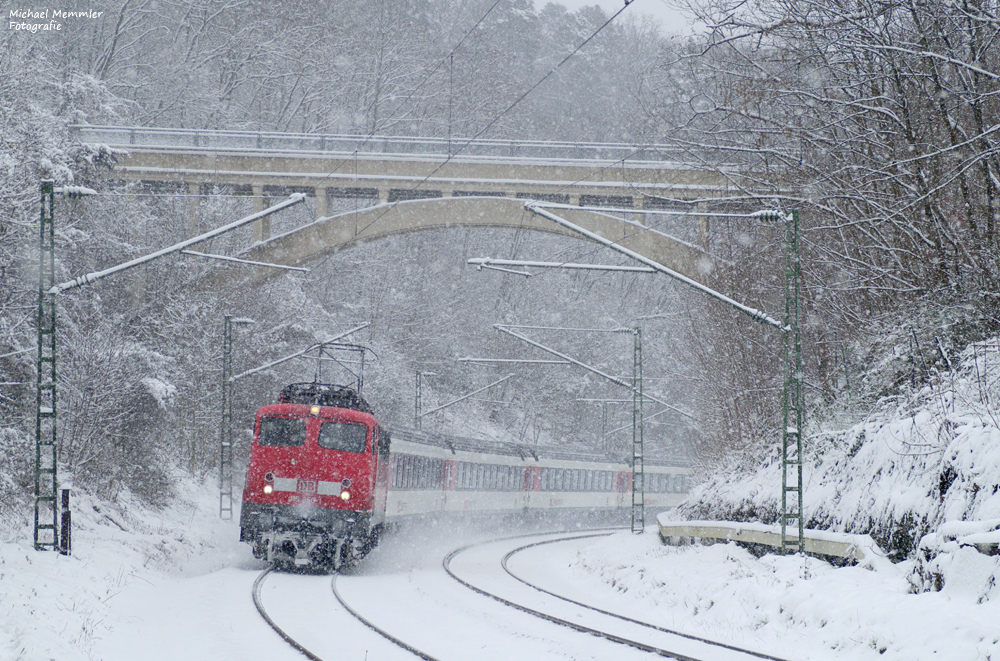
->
[5, 471, 1000, 661]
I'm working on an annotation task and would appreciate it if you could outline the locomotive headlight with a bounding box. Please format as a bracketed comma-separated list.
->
[263, 484, 273, 494]
[340, 490, 351, 502]
[310, 405, 320, 415]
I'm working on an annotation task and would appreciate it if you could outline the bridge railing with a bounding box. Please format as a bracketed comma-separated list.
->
[70, 124, 689, 164]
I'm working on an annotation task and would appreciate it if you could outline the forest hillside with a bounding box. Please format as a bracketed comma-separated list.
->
[3, 0, 1000, 562]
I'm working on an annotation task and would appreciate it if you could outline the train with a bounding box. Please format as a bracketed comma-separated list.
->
[239, 382, 690, 570]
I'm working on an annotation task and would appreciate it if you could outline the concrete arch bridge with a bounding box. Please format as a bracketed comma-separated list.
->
[76, 125, 741, 284]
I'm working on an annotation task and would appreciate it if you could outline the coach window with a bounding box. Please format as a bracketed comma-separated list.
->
[318, 421, 368, 453]
[259, 417, 306, 447]
[403, 456, 412, 489]
[392, 456, 401, 488]
[416, 457, 425, 489]
[399, 456, 410, 489]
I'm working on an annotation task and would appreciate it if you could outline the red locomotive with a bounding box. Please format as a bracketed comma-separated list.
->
[239, 383, 390, 569]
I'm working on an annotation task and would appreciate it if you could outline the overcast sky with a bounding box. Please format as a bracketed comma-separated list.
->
[535, 0, 697, 35]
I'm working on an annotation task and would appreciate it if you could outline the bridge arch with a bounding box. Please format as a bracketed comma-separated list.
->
[242, 196, 717, 287]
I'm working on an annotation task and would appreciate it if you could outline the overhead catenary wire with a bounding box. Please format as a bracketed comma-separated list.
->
[299, 0, 507, 185]
[350, 2, 636, 240]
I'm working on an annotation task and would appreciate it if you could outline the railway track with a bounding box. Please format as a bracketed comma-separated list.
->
[253, 530, 794, 661]
[254, 565, 442, 661]
[495, 535, 793, 661]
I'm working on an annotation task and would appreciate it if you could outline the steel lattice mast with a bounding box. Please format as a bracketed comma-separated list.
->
[630, 327, 644, 534]
[34, 181, 58, 550]
[780, 210, 804, 554]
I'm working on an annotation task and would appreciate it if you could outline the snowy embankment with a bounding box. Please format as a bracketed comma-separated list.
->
[0, 474, 253, 661]
[571, 530, 1000, 660]
[680, 339, 1000, 583]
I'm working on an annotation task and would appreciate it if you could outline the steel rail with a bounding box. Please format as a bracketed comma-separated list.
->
[330, 574, 441, 661]
[251, 568, 326, 661]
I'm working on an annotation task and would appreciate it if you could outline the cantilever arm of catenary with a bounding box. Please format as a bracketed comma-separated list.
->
[494, 325, 696, 421]
[419, 373, 515, 418]
[229, 322, 370, 382]
[48, 193, 307, 295]
[524, 202, 788, 332]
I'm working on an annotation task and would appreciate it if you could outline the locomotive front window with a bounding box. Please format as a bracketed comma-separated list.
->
[259, 416, 306, 447]
[318, 421, 368, 453]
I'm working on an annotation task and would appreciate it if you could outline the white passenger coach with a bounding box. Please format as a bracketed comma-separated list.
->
[385, 429, 690, 520]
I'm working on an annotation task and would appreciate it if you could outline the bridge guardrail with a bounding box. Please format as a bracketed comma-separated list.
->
[70, 124, 693, 164]
[657, 513, 888, 564]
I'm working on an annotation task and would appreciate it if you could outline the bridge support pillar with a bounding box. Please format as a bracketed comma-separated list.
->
[698, 202, 710, 250]
[188, 182, 201, 234]
[315, 187, 327, 219]
[252, 184, 271, 243]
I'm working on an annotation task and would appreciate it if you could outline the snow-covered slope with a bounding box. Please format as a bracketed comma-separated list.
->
[681, 339, 1000, 565]
[0, 473, 250, 661]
